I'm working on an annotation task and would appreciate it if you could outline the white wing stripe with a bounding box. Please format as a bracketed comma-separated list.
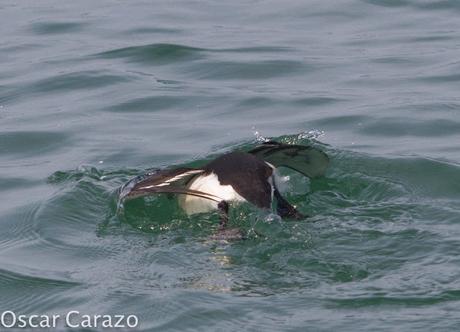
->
[138, 170, 204, 189]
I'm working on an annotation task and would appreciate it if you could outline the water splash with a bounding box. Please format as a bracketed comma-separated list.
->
[297, 130, 325, 140]
[251, 128, 325, 145]
[251, 126, 269, 143]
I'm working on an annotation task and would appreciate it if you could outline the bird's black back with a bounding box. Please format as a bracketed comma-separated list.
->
[204, 152, 273, 208]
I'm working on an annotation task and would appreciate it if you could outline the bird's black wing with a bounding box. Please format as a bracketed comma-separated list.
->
[249, 141, 329, 178]
[119, 168, 221, 203]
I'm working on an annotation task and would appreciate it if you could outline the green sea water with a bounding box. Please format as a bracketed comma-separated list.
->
[1, 1, 460, 331]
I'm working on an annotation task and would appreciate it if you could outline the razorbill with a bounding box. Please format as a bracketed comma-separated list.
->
[119, 141, 329, 230]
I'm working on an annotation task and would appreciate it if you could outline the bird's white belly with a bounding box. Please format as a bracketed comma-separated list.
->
[178, 173, 246, 215]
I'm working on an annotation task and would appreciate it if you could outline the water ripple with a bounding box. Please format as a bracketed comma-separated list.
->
[30, 21, 86, 35]
[188, 60, 308, 80]
[358, 118, 460, 137]
[0, 131, 69, 157]
[95, 43, 206, 65]
[28, 71, 131, 93]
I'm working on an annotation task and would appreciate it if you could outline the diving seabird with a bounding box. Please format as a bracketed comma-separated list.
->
[119, 141, 329, 230]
